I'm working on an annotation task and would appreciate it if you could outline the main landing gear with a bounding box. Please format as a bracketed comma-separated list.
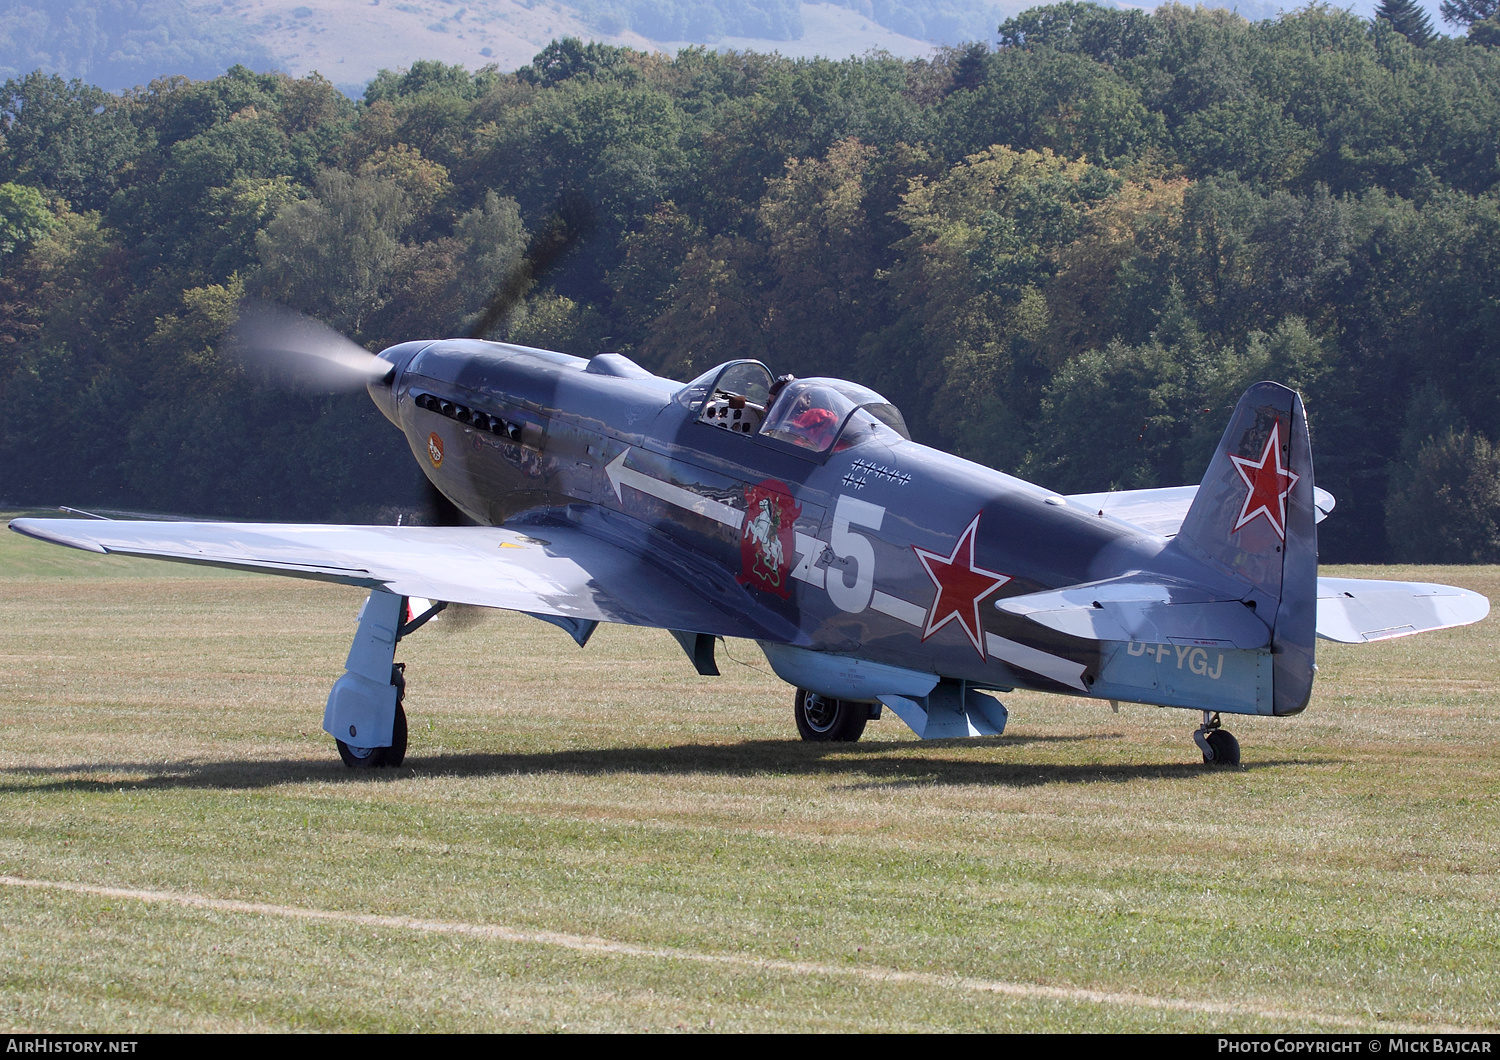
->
[794, 689, 878, 742]
[324, 590, 445, 768]
[1192, 710, 1240, 767]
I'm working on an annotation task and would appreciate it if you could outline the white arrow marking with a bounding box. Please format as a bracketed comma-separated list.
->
[606, 449, 745, 530]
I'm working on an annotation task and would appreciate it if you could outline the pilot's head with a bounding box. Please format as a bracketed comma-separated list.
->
[802, 387, 837, 412]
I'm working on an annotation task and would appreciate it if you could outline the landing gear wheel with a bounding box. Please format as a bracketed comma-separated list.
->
[1193, 711, 1240, 766]
[386, 663, 408, 766]
[794, 689, 868, 743]
[1203, 728, 1239, 767]
[336, 664, 408, 768]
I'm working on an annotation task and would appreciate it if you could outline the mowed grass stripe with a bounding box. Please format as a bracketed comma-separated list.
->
[0, 874, 1471, 1033]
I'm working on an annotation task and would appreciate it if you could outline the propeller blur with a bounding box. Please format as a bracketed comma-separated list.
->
[230, 302, 394, 392]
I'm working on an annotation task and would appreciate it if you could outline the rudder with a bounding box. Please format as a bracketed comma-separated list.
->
[1171, 382, 1317, 716]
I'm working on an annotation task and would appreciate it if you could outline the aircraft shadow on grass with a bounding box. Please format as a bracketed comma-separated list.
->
[0, 736, 1313, 795]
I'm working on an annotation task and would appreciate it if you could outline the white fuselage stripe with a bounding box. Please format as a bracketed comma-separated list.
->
[870, 590, 927, 626]
[985, 633, 1090, 691]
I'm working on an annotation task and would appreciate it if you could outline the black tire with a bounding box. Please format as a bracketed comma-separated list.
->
[794, 689, 868, 742]
[386, 664, 408, 767]
[336, 664, 408, 768]
[1203, 728, 1240, 766]
[336, 732, 385, 768]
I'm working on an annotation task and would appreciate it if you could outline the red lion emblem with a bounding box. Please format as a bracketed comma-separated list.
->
[738, 479, 800, 599]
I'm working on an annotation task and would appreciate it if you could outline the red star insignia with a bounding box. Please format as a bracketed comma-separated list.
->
[913, 513, 1011, 658]
[1229, 420, 1300, 540]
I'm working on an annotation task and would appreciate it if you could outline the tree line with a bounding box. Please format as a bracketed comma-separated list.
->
[1, 2, 1499, 561]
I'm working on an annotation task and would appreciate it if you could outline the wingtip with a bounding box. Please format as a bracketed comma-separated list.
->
[7, 518, 110, 554]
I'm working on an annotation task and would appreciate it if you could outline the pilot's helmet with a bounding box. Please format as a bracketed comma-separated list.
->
[798, 386, 839, 413]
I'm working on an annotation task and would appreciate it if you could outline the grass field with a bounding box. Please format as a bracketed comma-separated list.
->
[1, 516, 1497, 1032]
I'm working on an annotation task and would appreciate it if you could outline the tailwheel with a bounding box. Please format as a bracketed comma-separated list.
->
[336, 663, 409, 768]
[1193, 710, 1240, 767]
[794, 689, 869, 743]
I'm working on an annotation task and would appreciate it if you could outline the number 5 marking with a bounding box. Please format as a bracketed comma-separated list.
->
[828, 495, 886, 613]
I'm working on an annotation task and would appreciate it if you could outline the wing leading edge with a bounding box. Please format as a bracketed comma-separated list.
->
[8, 518, 796, 642]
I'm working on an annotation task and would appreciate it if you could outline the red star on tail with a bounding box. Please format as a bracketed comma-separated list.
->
[913, 513, 1011, 658]
[1229, 420, 1300, 540]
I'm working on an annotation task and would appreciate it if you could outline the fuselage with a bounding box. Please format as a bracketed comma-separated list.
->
[371, 338, 1261, 707]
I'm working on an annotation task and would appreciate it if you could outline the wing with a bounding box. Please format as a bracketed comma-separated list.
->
[1067, 484, 1336, 537]
[8, 518, 799, 643]
[1315, 577, 1490, 643]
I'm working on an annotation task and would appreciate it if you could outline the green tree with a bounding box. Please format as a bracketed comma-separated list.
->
[1472, 17, 1500, 44]
[940, 45, 1161, 164]
[1440, 0, 1498, 27]
[879, 145, 1119, 459]
[606, 201, 702, 345]
[0, 72, 140, 211]
[382, 190, 528, 339]
[0, 182, 54, 259]
[253, 169, 413, 338]
[506, 292, 612, 353]
[998, 2, 1162, 64]
[515, 39, 637, 88]
[754, 138, 884, 378]
[365, 60, 501, 104]
[1025, 285, 1273, 491]
[1386, 428, 1500, 561]
[1375, 0, 1437, 45]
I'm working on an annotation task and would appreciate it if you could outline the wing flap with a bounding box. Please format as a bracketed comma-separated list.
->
[1316, 577, 1490, 643]
[9, 518, 792, 641]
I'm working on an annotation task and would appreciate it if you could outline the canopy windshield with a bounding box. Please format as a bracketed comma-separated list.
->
[675, 360, 773, 412]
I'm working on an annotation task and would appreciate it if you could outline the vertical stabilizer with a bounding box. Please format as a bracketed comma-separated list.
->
[1172, 382, 1318, 715]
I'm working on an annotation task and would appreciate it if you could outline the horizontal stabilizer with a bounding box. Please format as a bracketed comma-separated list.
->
[1316, 577, 1490, 643]
[996, 575, 1271, 650]
[1067, 483, 1335, 538]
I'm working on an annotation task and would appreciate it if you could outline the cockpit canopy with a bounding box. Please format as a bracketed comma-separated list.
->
[677, 361, 909, 455]
[761, 378, 910, 452]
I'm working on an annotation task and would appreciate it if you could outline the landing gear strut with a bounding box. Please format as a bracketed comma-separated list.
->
[1193, 710, 1240, 766]
[325, 591, 442, 768]
[794, 689, 872, 742]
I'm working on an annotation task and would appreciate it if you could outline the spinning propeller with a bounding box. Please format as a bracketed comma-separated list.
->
[229, 191, 594, 392]
[228, 192, 594, 524]
[230, 303, 394, 392]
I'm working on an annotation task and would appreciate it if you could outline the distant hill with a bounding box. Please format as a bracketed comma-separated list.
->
[0, 0, 277, 90]
[0, 0, 997, 93]
[229, 0, 968, 94]
[0, 0, 1459, 96]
